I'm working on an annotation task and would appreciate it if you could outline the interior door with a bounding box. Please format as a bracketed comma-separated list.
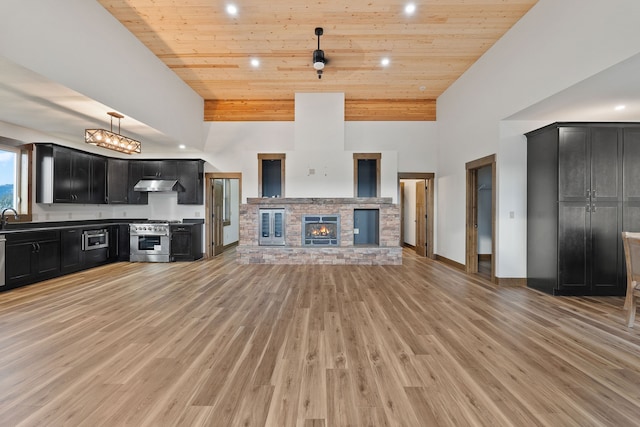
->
[415, 180, 427, 257]
[212, 179, 225, 256]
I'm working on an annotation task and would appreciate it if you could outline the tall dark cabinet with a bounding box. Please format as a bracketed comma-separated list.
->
[526, 122, 640, 296]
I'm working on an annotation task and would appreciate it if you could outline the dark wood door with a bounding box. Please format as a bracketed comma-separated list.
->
[590, 202, 622, 294]
[53, 147, 74, 202]
[90, 156, 107, 204]
[558, 202, 589, 294]
[35, 238, 61, 276]
[107, 158, 129, 204]
[61, 229, 83, 273]
[558, 128, 589, 202]
[171, 232, 192, 259]
[128, 161, 148, 205]
[590, 128, 621, 202]
[5, 241, 36, 284]
[73, 152, 92, 203]
[177, 160, 203, 205]
[623, 128, 640, 201]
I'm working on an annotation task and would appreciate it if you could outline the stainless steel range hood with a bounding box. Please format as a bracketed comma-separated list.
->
[133, 179, 183, 192]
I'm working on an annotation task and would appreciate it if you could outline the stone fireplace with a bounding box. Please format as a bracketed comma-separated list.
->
[237, 197, 401, 265]
[303, 215, 339, 246]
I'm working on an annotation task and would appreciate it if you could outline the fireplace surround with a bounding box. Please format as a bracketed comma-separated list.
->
[238, 197, 401, 265]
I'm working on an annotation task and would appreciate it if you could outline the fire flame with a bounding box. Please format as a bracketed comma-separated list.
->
[311, 225, 332, 237]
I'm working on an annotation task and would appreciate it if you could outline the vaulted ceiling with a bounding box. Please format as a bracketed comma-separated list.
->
[97, 0, 538, 120]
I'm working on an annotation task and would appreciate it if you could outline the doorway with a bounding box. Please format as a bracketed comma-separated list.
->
[465, 155, 496, 282]
[398, 173, 434, 259]
[205, 172, 242, 257]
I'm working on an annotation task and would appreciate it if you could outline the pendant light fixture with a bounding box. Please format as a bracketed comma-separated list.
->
[85, 112, 141, 154]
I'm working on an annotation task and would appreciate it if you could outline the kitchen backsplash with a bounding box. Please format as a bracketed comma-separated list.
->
[32, 192, 205, 222]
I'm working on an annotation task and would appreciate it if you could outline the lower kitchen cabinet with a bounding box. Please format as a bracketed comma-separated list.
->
[61, 228, 83, 274]
[5, 230, 61, 288]
[170, 223, 203, 261]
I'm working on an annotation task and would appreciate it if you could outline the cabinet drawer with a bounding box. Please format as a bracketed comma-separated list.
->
[6, 230, 60, 244]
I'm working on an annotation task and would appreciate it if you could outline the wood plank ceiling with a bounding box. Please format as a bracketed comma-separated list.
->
[97, 0, 537, 121]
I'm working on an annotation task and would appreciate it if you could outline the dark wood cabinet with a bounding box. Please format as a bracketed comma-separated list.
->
[107, 158, 129, 204]
[127, 161, 148, 205]
[170, 223, 203, 261]
[61, 228, 83, 274]
[36, 144, 107, 204]
[526, 123, 635, 296]
[5, 230, 61, 288]
[176, 160, 204, 205]
[36, 144, 205, 206]
[141, 160, 177, 179]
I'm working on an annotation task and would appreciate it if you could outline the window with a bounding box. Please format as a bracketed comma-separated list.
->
[0, 145, 24, 213]
[353, 153, 381, 197]
[258, 153, 285, 198]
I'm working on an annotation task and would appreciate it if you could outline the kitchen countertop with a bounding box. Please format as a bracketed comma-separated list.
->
[0, 218, 203, 234]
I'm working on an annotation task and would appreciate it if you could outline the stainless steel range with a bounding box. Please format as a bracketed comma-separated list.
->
[129, 220, 178, 262]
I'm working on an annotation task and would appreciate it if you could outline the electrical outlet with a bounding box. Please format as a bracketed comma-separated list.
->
[195, 211, 201, 217]
[68, 213, 72, 219]
[509, 211, 515, 219]
[123, 211, 127, 217]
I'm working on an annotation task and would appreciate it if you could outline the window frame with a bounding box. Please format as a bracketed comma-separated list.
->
[353, 153, 381, 198]
[258, 153, 286, 198]
[0, 143, 32, 220]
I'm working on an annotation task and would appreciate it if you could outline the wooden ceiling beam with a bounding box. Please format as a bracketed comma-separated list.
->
[204, 99, 436, 121]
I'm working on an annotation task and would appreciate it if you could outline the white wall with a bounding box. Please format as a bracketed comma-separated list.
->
[202, 99, 438, 204]
[436, 0, 640, 278]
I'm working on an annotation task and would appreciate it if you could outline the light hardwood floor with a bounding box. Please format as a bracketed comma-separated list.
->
[0, 249, 639, 426]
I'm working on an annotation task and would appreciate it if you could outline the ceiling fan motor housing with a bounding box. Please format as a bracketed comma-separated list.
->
[313, 49, 325, 69]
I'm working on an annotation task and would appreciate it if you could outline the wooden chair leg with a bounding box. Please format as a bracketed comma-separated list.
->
[627, 294, 637, 328]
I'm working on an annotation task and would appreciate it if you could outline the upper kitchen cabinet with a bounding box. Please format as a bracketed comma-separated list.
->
[176, 160, 204, 205]
[107, 158, 129, 204]
[36, 144, 107, 204]
[141, 160, 177, 179]
[127, 161, 149, 205]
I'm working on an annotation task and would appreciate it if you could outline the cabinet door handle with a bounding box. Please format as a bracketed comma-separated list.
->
[586, 204, 591, 212]
[586, 189, 591, 199]
[592, 190, 596, 199]
[592, 205, 597, 213]
[32, 243, 37, 252]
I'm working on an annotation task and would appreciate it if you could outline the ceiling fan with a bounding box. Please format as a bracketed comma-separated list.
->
[313, 27, 327, 79]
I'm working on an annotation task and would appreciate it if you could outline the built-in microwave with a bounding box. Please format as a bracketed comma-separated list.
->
[82, 229, 109, 251]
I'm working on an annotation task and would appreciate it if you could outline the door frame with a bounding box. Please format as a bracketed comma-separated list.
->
[204, 172, 242, 258]
[398, 173, 435, 259]
[465, 155, 496, 282]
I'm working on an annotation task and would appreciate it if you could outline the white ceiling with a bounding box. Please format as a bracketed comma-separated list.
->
[506, 51, 640, 122]
[0, 56, 176, 152]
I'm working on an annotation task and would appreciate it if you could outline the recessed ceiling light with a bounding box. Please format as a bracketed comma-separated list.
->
[419, 86, 426, 91]
[250, 58, 260, 67]
[381, 57, 390, 67]
[179, 144, 186, 149]
[226, 4, 238, 15]
[615, 105, 626, 111]
[405, 3, 416, 15]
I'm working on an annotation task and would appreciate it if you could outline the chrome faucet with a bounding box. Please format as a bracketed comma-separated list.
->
[1, 208, 18, 229]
